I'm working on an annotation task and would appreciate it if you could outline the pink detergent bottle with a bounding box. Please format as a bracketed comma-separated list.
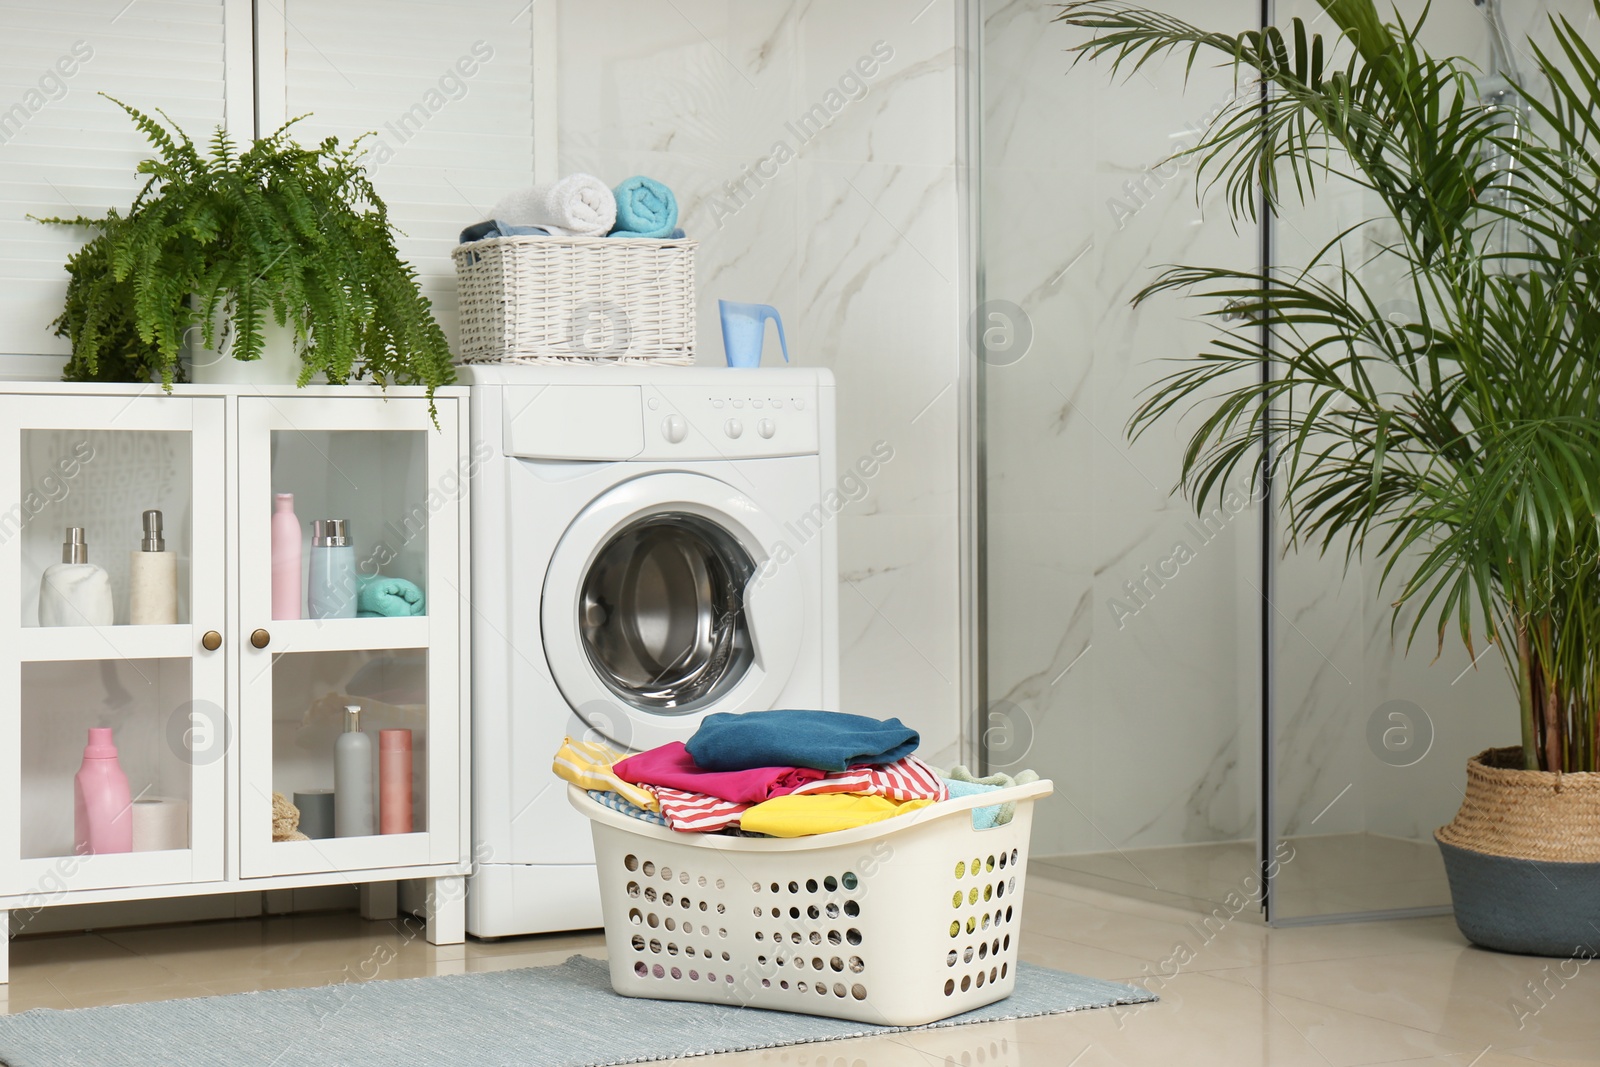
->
[74, 727, 132, 855]
[271, 492, 302, 620]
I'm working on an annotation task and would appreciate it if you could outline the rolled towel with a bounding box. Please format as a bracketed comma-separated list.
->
[608, 175, 679, 238]
[491, 173, 616, 236]
[356, 575, 425, 617]
[944, 765, 1040, 827]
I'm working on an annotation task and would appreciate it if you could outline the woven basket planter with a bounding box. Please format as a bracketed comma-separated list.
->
[1435, 746, 1600, 956]
[452, 235, 696, 365]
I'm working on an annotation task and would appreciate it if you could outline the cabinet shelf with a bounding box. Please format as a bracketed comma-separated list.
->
[16, 624, 198, 663]
[263, 616, 429, 654]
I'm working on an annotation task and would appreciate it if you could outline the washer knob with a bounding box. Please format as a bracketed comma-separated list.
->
[757, 418, 776, 439]
[724, 418, 744, 439]
[662, 414, 687, 443]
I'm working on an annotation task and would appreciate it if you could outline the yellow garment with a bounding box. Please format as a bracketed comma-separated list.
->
[553, 737, 659, 811]
[741, 793, 933, 838]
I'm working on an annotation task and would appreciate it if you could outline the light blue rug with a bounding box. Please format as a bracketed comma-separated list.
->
[0, 954, 1153, 1067]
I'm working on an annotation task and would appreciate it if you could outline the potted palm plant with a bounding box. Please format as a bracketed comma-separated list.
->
[40, 96, 454, 404]
[1056, 0, 1600, 954]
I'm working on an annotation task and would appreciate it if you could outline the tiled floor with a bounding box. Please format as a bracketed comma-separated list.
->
[2, 867, 1595, 1066]
[1036, 833, 1454, 920]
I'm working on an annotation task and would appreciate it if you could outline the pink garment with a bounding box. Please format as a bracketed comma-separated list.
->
[615, 742, 826, 804]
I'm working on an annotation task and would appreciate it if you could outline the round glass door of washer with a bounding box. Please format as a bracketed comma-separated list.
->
[580, 512, 754, 712]
[542, 472, 805, 752]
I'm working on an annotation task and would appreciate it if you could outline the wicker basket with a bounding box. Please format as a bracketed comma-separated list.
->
[1436, 746, 1600, 956]
[453, 234, 696, 365]
[1435, 746, 1600, 863]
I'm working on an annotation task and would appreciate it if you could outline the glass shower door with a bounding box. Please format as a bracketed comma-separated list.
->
[979, 0, 1264, 916]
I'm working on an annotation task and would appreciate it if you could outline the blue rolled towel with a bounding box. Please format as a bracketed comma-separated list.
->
[685, 710, 920, 773]
[609, 175, 679, 238]
[356, 575, 425, 617]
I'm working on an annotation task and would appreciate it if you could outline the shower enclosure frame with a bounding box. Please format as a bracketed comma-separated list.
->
[967, 0, 1481, 927]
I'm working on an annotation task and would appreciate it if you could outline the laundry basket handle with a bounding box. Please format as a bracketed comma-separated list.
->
[899, 778, 1054, 830]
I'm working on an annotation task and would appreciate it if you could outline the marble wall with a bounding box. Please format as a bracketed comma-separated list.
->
[554, 0, 966, 764]
[980, 0, 1263, 858]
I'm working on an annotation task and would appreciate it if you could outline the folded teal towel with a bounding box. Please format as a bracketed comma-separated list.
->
[686, 710, 920, 772]
[945, 765, 1039, 828]
[356, 575, 425, 617]
[609, 175, 679, 238]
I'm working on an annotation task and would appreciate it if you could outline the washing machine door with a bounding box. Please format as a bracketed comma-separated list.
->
[542, 471, 804, 752]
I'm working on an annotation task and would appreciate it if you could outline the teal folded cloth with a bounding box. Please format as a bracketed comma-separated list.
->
[609, 175, 679, 238]
[356, 575, 425, 617]
[686, 710, 920, 772]
[945, 766, 1040, 828]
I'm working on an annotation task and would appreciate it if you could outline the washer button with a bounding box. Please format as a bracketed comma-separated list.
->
[770, 398, 782, 409]
[793, 397, 806, 410]
[662, 414, 687, 444]
[712, 399, 724, 409]
[731, 398, 744, 409]
[752, 399, 763, 409]
[647, 397, 660, 411]
[757, 418, 775, 439]
[724, 418, 744, 439]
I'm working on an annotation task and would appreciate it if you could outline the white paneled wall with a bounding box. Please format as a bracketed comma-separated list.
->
[274, 0, 538, 345]
[0, 0, 229, 362]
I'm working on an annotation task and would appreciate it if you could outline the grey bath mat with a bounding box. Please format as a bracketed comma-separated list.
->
[0, 954, 1153, 1066]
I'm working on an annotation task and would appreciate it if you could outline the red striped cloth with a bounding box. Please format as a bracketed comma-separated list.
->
[655, 787, 750, 832]
[653, 756, 947, 833]
[790, 755, 950, 802]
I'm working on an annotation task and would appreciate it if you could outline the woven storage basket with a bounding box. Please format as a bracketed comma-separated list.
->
[453, 235, 696, 365]
[1436, 746, 1600, 955]
[570, 779, 1054, 1027]
[1436, 746, 1600, 862]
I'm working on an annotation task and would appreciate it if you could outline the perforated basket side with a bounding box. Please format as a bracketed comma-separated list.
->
[573, 780, 1051, 1027]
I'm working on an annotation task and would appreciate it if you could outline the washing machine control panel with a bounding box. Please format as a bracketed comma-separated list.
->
[638, 385, 820, 459]
[496, 378, 828, 461]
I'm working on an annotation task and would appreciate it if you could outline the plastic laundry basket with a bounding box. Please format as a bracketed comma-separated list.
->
[568, 778, 1054, 1027]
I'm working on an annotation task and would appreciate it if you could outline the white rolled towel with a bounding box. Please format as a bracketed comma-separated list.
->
[491, 174, 617, 237]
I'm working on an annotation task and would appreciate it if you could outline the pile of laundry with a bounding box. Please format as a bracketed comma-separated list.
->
[554, 710, 1036, 839]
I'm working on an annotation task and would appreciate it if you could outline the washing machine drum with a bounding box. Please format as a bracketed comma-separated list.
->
[580, 513, 754, 710]
[543, 472, 804, 752]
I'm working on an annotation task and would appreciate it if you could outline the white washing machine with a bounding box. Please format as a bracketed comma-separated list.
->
[461, 365, 839, 937]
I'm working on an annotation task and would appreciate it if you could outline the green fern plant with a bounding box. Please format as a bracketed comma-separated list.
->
[1057, 1, 1600, 772]
[40, 95, 454, 404]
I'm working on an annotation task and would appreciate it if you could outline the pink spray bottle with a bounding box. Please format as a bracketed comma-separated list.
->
[272, 492, 302, 620]
[74, 727, 132, 854]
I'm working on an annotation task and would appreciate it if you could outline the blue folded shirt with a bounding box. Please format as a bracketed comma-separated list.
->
[685, 710, 920, 773]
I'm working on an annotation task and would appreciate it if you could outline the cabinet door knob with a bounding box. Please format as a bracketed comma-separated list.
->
[201, 630, 222, 651]
[250, 628, 270, 649]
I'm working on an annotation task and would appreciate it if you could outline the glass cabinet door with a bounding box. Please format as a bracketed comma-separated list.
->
[235, 396, 462, 878]
[0, 393, 227, 895]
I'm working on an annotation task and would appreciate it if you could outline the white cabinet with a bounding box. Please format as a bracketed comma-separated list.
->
[0, 384, 472, 982]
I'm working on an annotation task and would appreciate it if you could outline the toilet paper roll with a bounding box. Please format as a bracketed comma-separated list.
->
[131, 797, 189, 852]
[294, 788, 336, 840]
